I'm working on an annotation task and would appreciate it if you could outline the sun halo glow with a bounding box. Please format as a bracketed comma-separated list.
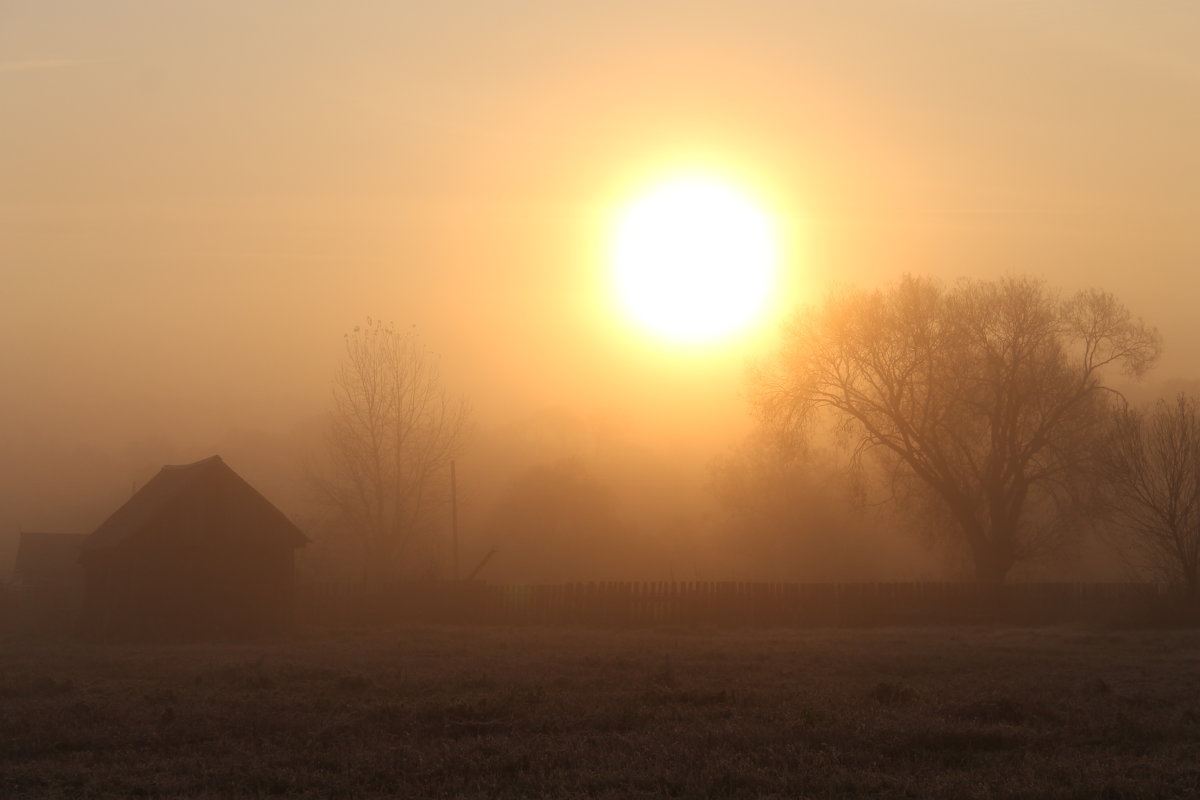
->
[609, 173, 778, 344]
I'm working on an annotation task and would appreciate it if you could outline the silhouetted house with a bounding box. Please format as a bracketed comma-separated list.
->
[80, 456, 307, 638]
[13, 532, 88, 633]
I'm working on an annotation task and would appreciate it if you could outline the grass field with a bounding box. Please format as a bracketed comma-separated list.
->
[3, 625, 1200, 798]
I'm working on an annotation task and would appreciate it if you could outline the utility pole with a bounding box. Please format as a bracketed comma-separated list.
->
[450, 460, 459, 581]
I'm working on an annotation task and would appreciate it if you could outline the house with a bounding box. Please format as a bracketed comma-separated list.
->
[12, 532, 88, 633]
[80, 455, 307, 638]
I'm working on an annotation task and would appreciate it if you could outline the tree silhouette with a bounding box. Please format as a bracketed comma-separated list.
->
[1100, 394, 1200, 597]
[758, 275, 1159, 582]
[315, 319, 469, 584]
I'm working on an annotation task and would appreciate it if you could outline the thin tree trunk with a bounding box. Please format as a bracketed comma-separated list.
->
[972, 533, 1016, 584]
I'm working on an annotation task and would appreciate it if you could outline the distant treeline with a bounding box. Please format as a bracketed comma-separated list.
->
[298, 580, 1176, 629]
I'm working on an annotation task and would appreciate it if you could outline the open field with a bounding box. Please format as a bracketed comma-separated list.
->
[3, 625, 1200, 798]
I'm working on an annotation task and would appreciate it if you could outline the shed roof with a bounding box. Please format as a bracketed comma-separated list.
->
[82, 455, 307, 554]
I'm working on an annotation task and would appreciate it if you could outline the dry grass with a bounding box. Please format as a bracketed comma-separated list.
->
[3, 625, 1200, 798]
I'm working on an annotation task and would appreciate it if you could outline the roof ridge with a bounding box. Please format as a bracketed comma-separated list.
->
[81, 455, 305, 553]
[160, 455, 224, 471]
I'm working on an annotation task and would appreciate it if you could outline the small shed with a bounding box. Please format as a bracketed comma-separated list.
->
[13, 532, 88, 633]
[80, 456, 307, 638]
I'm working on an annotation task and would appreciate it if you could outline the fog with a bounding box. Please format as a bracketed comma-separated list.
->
[4, 2, 1199, 583]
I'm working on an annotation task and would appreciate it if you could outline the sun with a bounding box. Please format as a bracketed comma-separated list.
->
[609, 172, 778, 343]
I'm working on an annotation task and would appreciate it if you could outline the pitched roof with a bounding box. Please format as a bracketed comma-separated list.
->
[82, 455, 307, 554]
[14, 532, 88, 580]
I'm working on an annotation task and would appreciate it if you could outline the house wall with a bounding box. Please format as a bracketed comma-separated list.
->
[83, 542, 296, 638]
[15, 577, 83, 635]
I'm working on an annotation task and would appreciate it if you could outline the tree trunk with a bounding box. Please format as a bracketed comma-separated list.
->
[971, 532, 1016, 584]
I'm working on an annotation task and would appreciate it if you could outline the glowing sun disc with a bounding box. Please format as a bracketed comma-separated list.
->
[610, 174, 778, 342]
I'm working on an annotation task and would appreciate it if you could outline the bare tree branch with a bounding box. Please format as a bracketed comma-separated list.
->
[1099, 395, 1200, 597]
[758, 275, 1159, 582]
[315, 319, 470, 584]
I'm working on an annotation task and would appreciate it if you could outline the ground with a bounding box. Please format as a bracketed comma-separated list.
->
[2, 625, 1200, 798]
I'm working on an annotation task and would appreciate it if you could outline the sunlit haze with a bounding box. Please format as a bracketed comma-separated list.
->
[8, 5, 1200, 795]
[3, 1, 1199, 587]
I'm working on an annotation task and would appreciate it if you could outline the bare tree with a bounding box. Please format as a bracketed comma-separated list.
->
[316, 319, 469, 584]
[1100, 395, 1200, 597]
[758, 275, 1159, 582]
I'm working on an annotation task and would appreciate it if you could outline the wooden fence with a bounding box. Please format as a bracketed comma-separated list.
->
[297, 580, 1161, 628]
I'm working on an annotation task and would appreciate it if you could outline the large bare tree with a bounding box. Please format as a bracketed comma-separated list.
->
[317, 319, 469, 584]
[1100, 395, 1200, 597]
[758, 275, 1159, 582]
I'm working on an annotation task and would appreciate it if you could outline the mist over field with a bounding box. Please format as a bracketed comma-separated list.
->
[5, 2, 1199, 592]
[7, 4, 1200, 798]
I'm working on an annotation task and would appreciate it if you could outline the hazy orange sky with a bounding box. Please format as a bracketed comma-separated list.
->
[3, 1, 1199, 459]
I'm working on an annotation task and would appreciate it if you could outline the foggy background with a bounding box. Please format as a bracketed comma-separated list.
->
[3, 1, 1198, 582]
